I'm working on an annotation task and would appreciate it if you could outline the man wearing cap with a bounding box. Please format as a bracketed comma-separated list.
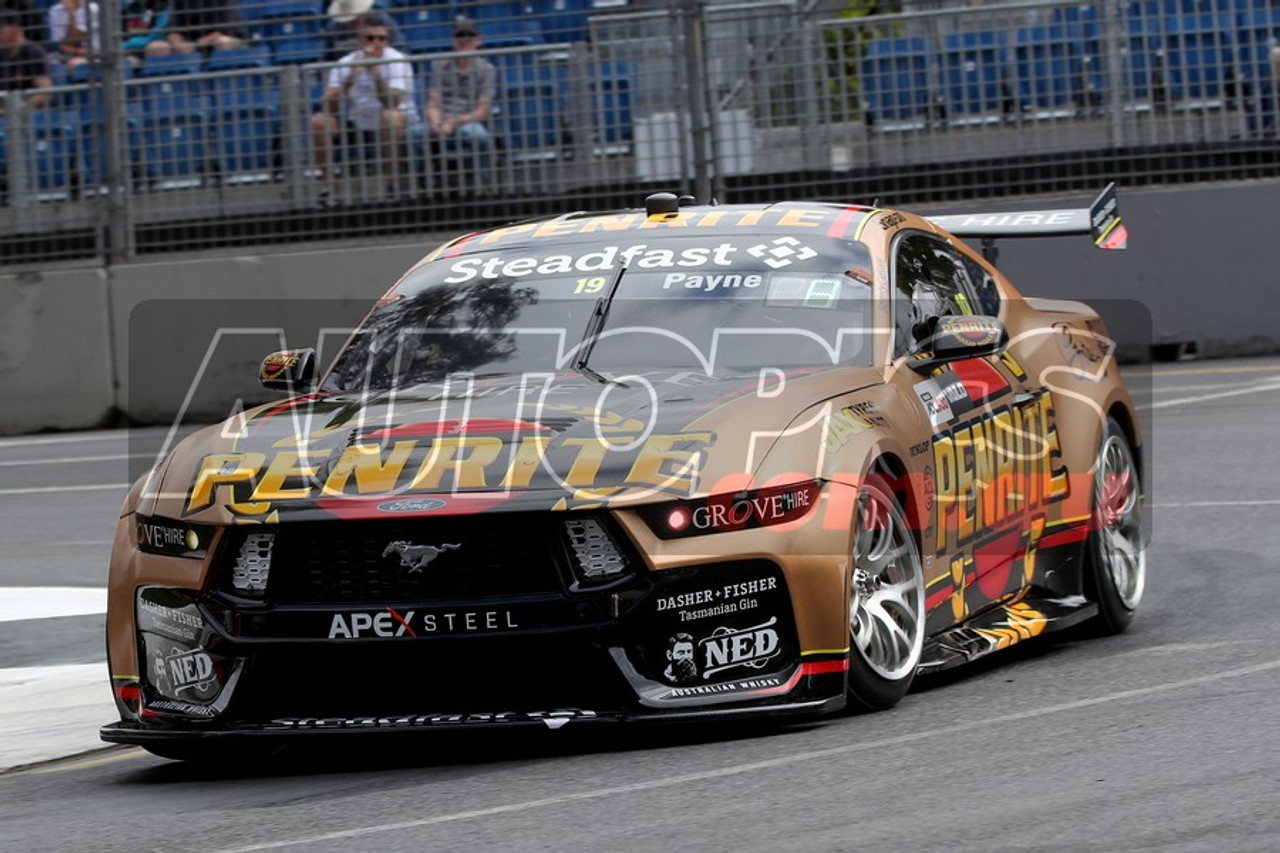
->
[324, 0, 401, 63]
[0, 8, 51, 111]
[424, 16, 496, 195]
[312, 12, 423, 199]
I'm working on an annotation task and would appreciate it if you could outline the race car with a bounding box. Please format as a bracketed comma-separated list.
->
[102, 186, 1144, 759]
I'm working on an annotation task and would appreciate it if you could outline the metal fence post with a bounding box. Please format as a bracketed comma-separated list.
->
[1104, 0, 1125, 149]
[5, 92, 36, 230]
[679, 0, 716, 203]
[98, 2, 135, 260]
[280, 65, 310, 207]
[797, 8, 825, 174]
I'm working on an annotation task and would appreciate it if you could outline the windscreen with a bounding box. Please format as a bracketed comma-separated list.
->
[324, 235, 876, 392]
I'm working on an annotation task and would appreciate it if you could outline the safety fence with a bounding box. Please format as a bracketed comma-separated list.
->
[2, 0, 1279, 266]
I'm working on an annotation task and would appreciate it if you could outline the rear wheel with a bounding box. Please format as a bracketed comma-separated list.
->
[847, 477, 925, 711]
[1083, 417, 1145, 634]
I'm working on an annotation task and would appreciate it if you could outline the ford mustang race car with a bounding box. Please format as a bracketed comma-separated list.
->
[102, 187, 1144, 760]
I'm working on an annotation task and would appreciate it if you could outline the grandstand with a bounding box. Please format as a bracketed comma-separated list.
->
[1, 0, 1278, 265]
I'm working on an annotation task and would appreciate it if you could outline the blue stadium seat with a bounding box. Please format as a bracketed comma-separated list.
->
[861, 37, 931, 129]
[396, 6, 455, 54]
[141, 102, 209, 184]
[941, 31, 1007, 120]
[207, 48, 279, 178]
[1015, 25, 1076, 112]
[469, 2, 543, 48]
[137, 54, 207, 117]
[274, 37, 327, 65]
[66, 65, 141, 187]
[500, 62, 560, 156]
[0, 115, 75, 195]
[258, 1, 325, 45]
[594, 60, 634, 145]
[530, 0, 591, 43]
[1236, 8, 1280, 129]
[207, 46, 274, 109]
[30, 110, 79, 193]
[1123, 5, 1162, 101]
[1163, 13, 1235, 101]
[1053, 5, 1105, 105]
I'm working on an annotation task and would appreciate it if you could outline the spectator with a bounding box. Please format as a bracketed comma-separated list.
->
[0, 0, 44, 45]
[325, 0, 403, 63]
[425, 16, 495, 195]
[311, 13, 423, 199]
[149, 0, 244, 56]
[0, 7, 51, 109]
[47, 0, 100, 72]
[121, 1, 173, 60]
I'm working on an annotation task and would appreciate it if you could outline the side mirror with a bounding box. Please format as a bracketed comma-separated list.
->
[258, 348, 316, 392]
[908, 316, 1008, 372]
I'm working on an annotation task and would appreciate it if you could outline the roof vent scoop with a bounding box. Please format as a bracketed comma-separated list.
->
[645, 192, 680, 216]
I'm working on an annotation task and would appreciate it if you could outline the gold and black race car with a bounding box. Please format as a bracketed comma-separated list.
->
[102, 187, 1143, 759]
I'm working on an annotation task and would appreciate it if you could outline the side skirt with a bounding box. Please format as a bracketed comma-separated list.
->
[917, 594, 1097, 675]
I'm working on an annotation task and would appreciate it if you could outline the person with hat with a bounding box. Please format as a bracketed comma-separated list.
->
[424, 16, 496, 195]
[324, 0, 401, 62]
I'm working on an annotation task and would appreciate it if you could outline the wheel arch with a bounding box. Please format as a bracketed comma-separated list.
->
[868, 451, 927, 557]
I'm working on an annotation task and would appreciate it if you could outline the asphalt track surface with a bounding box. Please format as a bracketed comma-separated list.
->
[3, 357, 1280, 852]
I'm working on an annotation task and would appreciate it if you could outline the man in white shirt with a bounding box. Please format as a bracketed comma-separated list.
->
[310, 13, 422, 199]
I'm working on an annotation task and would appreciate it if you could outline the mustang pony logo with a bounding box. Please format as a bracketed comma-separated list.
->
[382, 541, 461, 573]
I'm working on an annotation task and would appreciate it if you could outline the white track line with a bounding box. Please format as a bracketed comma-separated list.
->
[0, 454, 149, 468]
[1145, 376, 1280, 410]
[0, 432, 131, 448]
[0, 484, 126, 497]
[1152, 499, 1280, 508]
[213, 657, 1280, 853]
[0, 588, 107, 623]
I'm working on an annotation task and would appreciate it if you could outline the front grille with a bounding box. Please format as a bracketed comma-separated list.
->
[249, 515, 569, 604]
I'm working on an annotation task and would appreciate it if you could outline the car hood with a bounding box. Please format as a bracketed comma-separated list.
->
[150, 368, 882, 523]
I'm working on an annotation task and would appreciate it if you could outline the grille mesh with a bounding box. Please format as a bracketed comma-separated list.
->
[246, 515, 572, 604]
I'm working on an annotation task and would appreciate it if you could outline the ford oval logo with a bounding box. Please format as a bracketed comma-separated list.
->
[377, 498, 447, 514]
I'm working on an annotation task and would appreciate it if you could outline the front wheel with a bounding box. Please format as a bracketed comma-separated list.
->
[1083, 417, 1145, 634]
[846, 477, 926, 711]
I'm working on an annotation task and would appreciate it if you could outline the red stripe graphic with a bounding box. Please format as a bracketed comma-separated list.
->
[925, 586, 953, 612]
[950, 359, 1010, 406]
[1040, 524, 1090, 550]
[361, 418, 544, 440]
[826, 206, 868, 238]
[442, 232, 480, 258]
[799, 659, 849, 675]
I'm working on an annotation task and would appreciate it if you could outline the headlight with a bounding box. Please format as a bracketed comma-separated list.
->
[135, 516, 214, 558]
[639, 480, 823, 540]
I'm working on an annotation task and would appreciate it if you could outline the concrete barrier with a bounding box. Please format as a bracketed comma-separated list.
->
[0, 268, 115, 435]
[111, 243, 432, 424]
[0, 181, 1276, 434]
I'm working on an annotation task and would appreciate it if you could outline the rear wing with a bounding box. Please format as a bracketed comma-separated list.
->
[926, 183, 1128, 252]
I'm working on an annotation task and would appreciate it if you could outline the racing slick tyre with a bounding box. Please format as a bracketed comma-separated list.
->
[1083, 417, 1146, 635]
[846, 477, 926, 711]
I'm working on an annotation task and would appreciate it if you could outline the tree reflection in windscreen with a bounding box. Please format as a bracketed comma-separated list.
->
[325, 280, 539, 392]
